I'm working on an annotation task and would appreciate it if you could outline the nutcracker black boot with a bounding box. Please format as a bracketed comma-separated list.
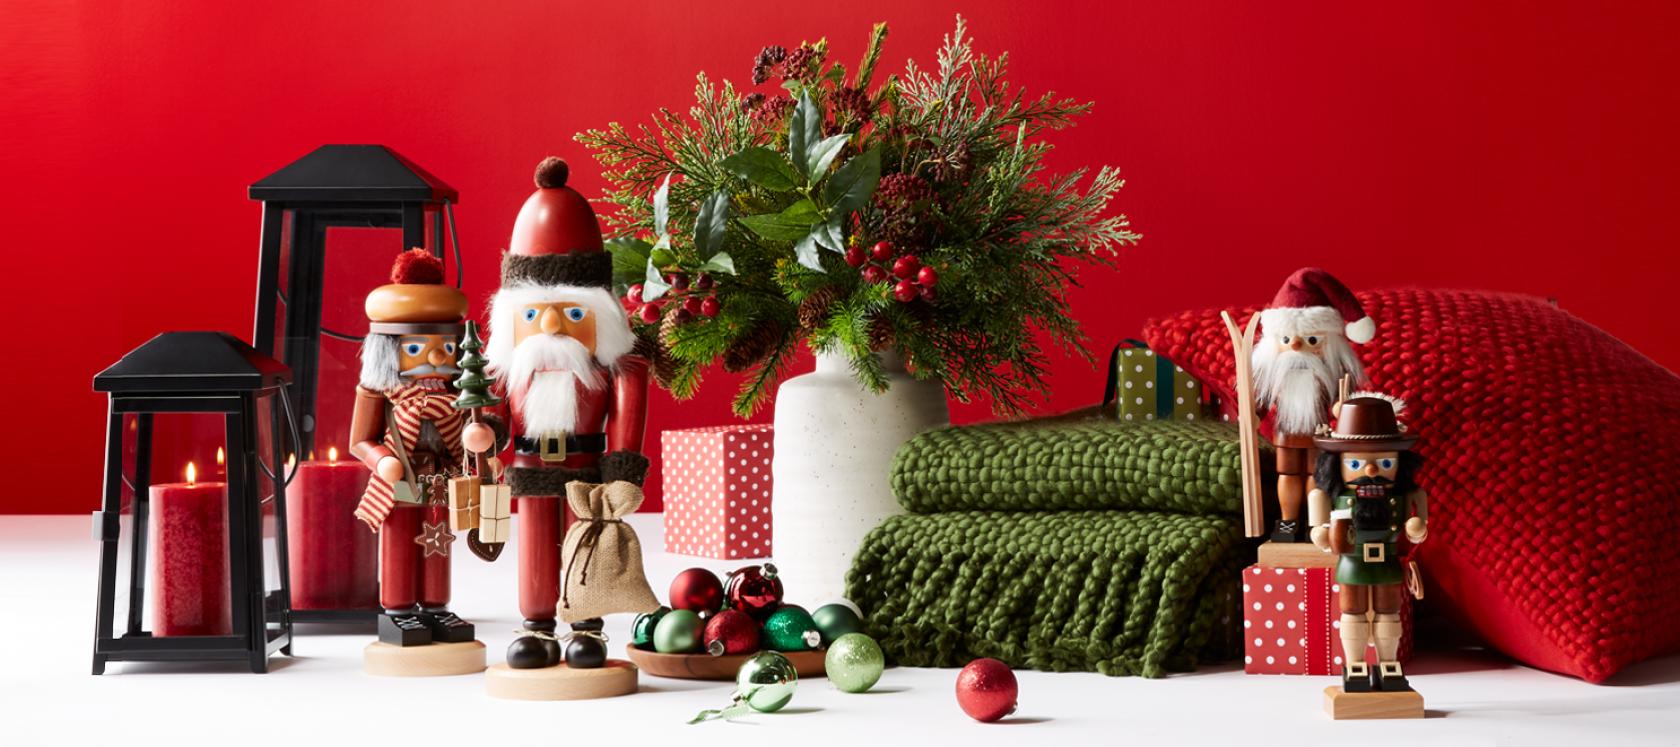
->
[506, 620, 561, 669]
[379, 609, 432, 647]
[564, 618, 607, 669]
[1338, 614, 1373, 692]
[1270, 519, 1302, 543]
[420, 607, 475, 644]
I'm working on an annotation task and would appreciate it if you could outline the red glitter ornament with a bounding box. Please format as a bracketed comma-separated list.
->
[704, 608, 761, 656]
[724, 563, 785, 621]
[955, 658, 1018, 722]
[669, 567, 725, 614]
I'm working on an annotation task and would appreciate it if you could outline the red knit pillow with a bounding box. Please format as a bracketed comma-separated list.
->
[1145, 289, 1680, 683]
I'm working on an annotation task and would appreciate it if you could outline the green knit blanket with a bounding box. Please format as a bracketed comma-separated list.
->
[846, 510, 1244, 677]
[890, 419, 1246, 515]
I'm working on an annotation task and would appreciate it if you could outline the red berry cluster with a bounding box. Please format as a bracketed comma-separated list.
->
[625, 272, 721, 324]
[845, 241, 938, 303]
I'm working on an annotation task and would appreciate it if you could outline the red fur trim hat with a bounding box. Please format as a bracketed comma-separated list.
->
[1260, 267, 1375, 344]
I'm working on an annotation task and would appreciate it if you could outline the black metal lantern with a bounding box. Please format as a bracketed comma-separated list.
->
[248, 144, 459, 456]
[91, 332, 296, 674]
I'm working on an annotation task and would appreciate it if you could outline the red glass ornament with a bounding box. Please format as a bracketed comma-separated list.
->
[669, 567, 724, 614]
[703, 608, 761, 656]
[956, 658, 1018, 722]
[725, 563, 785, 621]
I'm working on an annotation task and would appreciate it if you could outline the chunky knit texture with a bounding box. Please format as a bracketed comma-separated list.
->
[891, 419, 1247, 515]
[1145, 289, 1680, 683]
[847, 510, 1244, 677]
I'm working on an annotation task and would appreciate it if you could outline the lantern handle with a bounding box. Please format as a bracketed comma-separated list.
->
[256, 387, 303, 496]
[445, 200, 463, 290]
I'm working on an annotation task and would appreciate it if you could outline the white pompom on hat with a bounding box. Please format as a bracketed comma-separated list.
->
[1258, 267, 1375, 344]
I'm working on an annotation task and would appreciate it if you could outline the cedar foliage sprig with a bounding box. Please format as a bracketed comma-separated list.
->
[576, 16, 1139, 417]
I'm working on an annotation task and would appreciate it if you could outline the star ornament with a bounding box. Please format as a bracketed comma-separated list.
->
[416, 521, 456, 558]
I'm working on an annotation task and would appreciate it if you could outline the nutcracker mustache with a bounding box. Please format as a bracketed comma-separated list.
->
[505, 334, 602, 438]
[399, 364, 461, 378]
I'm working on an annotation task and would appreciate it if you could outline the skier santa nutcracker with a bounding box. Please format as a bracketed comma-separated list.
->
[465, 157, 651, 671]
[1251, 267, 1375, 542]
[1309, 393, 1427, 716]
[351, 249, 494, 660]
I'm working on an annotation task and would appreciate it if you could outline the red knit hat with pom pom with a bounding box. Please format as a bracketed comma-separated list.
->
[365, 248, 467, 332]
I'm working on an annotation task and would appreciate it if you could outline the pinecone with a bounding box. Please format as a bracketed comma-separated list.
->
[659, 310, 683, 351]
[632, 335, 682, 390]
[782, 44, 823, 83]
[752, 45, 788, 85]
[798, 285, 844, 333]
[831, 87, 874, 124]
[868, 315, 896, 351]
[722, 320, 785, 372]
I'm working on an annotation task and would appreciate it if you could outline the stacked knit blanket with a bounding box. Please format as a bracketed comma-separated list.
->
[847, 418, 1249, 677]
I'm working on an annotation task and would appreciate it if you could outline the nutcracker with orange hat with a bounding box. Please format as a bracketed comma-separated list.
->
[1228, 267, 1376, 542]
[468, 157, 657, 680]
[350, 249, 502, 672]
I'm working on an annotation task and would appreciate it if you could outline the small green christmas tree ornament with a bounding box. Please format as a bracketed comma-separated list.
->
[453, 321, 501, 410]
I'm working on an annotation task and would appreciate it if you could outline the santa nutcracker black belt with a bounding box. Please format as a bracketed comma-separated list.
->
[515, 434, 607, 458]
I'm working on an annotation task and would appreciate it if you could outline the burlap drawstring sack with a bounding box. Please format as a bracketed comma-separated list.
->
[557, 480, 660, 623]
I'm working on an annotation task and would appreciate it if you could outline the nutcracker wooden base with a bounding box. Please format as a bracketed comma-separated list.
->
[1323, 686, 1425, 720]
[484, 660, 638, 700]
[1258, 540, 1336, 568]
[627, 646, 827, 680]
[363, 640, 486, 677]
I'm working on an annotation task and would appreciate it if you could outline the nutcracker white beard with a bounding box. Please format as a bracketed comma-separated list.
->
[1252, 332, 1363, 436]
[504, 333, 603, 438]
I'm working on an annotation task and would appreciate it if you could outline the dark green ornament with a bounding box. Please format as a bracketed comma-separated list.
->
[631, 606, 670, 650]
[811, 603, 863, 645]
[762, 606, 822, 652]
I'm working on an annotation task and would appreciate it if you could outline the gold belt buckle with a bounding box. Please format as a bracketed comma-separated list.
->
[1362, 542, 1385, 563]
[538, 433, 569, 464]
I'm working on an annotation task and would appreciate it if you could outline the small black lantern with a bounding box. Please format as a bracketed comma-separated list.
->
[91, 332, 296, 674]
[248, 144, 459, 457]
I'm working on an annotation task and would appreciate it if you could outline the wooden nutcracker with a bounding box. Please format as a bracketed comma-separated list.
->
[1308, 393, 1428, 719]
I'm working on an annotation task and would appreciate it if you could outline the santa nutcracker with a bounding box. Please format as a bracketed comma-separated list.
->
[1251, 268, 1374, 542]
[351, 249, 489, 647]
[469, 157, 650, 670]
[1308, 394, 1427, 697]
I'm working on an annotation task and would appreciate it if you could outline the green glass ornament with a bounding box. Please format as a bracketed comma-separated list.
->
[631, 606, 670, 650]
[811, 603, 863, 645]
[824, 633, 884, 693]
[654, 609, 704, 653]
[688, 652, 799, 723]
[762, 606, 822, 652]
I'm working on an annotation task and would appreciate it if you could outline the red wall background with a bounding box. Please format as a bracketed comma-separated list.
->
[5, 1, 1678, 513]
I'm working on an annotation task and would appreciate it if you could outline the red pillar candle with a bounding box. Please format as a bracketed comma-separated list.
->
[286, 447, 378, 610]
[149, 462, 232, 636]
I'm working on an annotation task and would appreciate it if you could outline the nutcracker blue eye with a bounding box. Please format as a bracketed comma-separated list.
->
[565, 307, 587, 322]
[1345, 458, 1364, 470]
[1379, 458, 1395, 470]
[404, 343, 423, 356]
[443, 342, 456, 355]
[523, 308, 539, 322]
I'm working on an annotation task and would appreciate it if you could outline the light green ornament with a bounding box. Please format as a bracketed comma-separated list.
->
[762, 606, 822, 651]
[654, 609, 703, 653]
[811, 603, 864, 645]
[688, 651, 799, 723]
[824, 633, 884, 693]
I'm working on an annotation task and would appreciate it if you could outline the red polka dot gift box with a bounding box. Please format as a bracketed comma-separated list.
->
[660, 425, 774, 559]
[1243, 562, 1412, 675]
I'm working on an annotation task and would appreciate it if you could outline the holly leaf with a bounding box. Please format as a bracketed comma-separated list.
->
[805, 134, 850, 180]
[604, 237, 652, 287]
[720, 147, 799, 192]
[694, 190, 729, 257]
[813, 216, 845, 253]
[642, 257, 672, 302]
[652, 173, 673, 237]
[824, 147, 882, 217]
[700, 252, 737, 276]
[738, 199, 821, 241]
[793, 232, 824, 271]
[788, 93, 822, 180]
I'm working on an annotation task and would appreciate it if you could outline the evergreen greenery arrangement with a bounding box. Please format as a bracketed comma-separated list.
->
[577, 16, 1139, 416]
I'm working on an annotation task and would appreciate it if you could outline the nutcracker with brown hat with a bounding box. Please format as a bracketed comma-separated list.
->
[350, 249, 502, 676]
[1308, 392, 1428, 719]
[472, 157, 658, 699]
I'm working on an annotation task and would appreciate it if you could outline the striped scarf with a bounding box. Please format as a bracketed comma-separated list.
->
[354, 379, 465, 530]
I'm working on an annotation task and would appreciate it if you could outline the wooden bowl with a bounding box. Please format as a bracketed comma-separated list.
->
[626, 646, 827, 680]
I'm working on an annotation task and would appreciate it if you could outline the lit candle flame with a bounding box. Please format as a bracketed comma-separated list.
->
[216, 447, 225, 467]
[186, 461, 197, 486]
[328, 446, 339, 463]
[287, 453, 297, 471]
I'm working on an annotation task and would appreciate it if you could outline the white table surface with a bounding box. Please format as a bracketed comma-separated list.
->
[4, 513, 1677, 746]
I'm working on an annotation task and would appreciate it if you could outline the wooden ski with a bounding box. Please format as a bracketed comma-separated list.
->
[1222, 310, 1265, 537]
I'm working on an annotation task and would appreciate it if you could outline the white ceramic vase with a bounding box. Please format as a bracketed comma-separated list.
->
[770, 349, 950, 602]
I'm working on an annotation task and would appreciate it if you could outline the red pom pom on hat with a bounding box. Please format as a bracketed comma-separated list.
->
[390, 248, 445, 285]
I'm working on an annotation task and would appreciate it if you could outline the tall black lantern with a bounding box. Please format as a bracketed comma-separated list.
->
[91, 332, 296, 674]
[248, 144, 459, 456]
